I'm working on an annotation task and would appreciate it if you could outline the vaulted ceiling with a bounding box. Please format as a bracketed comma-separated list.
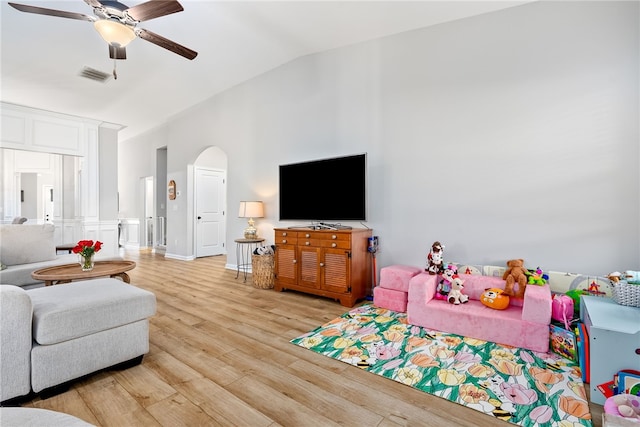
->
[1, 1, 529, 140]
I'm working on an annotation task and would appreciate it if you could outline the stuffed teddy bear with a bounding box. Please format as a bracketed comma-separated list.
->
[503, 259, 528, 298]
[447, 277, 469, 305]
[426, 241, 444, 275]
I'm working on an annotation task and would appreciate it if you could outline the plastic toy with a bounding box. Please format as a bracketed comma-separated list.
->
[526, 267, 548, 285]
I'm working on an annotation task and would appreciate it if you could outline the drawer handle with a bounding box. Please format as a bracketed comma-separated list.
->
[305, 233, 310, 238]
[292, 259, 297, 264]
[320, 262, 325, 267]
[332, 243, 337, 248]
[282, 232, 287, 236]
[282, 239, 287, 244]
[305, 241, 310, 246]
[331, 235, 337, 239]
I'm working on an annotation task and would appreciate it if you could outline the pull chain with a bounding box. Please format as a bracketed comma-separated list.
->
[113, 58, 118, 80]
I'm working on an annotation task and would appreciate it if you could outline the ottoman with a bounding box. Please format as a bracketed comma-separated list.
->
[374, 265, 422, 312]
[27, 278, 156, 393]
[373, 287, 409, 312]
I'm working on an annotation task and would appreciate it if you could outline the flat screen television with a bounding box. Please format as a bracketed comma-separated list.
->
[279, 153, 366, 223]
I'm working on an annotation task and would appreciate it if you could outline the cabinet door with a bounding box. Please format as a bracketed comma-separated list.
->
[298, 246, 322, 289]
[321, 248, 351, 294]
[275, 244, 297, 286]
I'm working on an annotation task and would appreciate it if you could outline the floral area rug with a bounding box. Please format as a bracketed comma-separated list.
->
[291, 304, 592, 427]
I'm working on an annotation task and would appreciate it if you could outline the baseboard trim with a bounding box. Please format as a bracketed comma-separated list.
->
[164, 253, 196, 261]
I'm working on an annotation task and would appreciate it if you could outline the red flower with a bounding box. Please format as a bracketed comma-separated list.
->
[72, 240, 103, 257]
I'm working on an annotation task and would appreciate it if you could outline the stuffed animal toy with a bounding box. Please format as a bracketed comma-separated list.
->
[426, 241, 444, 275]
[609, 394, 640, 421]
[623, 270, 640, 284]
[607, 272, 622, 283]
[435, 264, 458, 300]
[503, 259, 528, 298]
[480, 288, 510, 310]
[447, 277, 469, 305]
[253, 245, 275, 255]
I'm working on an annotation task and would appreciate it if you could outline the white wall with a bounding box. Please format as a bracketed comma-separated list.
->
[98, 127, 119, 221]
[119, 1, 639, 275]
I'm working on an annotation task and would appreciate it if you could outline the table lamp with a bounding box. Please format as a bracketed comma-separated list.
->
[238, 201, 264, 239]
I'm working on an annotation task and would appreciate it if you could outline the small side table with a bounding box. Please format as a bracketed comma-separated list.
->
[56, 243, 76, 254]
[235, 238, 265, 282]
[580, 295, 640, 405]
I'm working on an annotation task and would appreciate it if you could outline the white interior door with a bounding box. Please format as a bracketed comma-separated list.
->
[195, 168, 226, 257]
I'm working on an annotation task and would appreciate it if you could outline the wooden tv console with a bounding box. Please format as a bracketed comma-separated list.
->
[273, 227, 372, 307]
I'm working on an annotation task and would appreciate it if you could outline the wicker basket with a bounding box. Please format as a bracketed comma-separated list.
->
[252, 254, 274, 289]
[611, 280, 640, 307]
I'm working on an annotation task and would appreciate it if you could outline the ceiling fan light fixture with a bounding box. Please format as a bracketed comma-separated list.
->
[94, 19, 136, 47]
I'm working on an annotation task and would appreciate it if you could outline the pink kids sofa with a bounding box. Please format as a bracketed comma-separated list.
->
[407, 272, 552, 352]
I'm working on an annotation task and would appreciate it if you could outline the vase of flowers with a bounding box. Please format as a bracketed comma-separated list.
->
[73, 240, 103, 271]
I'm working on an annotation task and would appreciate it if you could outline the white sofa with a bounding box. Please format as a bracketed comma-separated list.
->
[0, 278, 156, 403]
[0, 224, 117, 288]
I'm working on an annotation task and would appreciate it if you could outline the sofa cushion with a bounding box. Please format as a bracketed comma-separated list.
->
[379, 265, 422, 292]
[0, 254, 77, 287]
[0, 408, 94, 427]
[28, 278, 156, 345]
[0, 224, 56, 266]
[0, 285, 33, 402]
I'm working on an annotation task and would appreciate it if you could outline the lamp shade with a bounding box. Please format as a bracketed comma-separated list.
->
[238, 201, 264, 239]
[238, 201, 264, 218]
[94, 19, 136, 47]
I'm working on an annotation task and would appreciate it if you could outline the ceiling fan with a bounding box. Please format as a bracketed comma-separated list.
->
[8, 0, 198, 61]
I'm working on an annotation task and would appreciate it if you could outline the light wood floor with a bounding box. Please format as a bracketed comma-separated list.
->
[22, 249, 603, 426]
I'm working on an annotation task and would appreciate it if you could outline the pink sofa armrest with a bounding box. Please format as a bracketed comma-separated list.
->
[408, 273, 438, 305]
[521, 284, 552, 324]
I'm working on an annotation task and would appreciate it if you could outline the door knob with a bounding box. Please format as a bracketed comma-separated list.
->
[197, 216, 202, 220]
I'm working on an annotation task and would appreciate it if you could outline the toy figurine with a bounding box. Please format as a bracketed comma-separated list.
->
[447, 277, 469, 305]
[435, 264, 457, 300]
[426, 241, 444, 275]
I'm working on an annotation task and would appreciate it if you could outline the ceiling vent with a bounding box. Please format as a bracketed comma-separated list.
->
[79, 66, 111, 83]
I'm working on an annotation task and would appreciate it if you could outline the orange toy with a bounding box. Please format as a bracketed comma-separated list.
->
[480, 288, 510, 310]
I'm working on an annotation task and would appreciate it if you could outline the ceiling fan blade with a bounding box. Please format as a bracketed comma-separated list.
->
[8, 2, 94, 21]
[109, 45, 127, 60]
[83, 0, 104, 8]
[125, 0, 183, 22]
[136, 28, 197, 60]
